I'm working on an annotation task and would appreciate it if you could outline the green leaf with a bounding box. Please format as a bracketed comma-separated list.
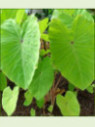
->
[40, 49, 50, 57]
[41, 34, 49, 42]
[1, 9, 27, 25]
[30, 108, 36, 116]
[52, 9, 93, 28]
[29, 57, 54, 100]
[52, 9, 74, 28]
[16, 9, 25, 24]
[1, 9, 18, 24]
[56, 91, 80, 116]
[39, 18, 49, 34]
[0, 72, 7, 91]
[2, 86, 19, 116]
[49, 15, 94, 90]
[36, 98, 44, 108]
[1, 15, 40, 89]
[93, 84, 95, 88]
[48, 105, 53, 113]
[23, 90, 33, 106]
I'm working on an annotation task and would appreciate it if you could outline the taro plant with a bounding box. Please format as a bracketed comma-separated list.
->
[0, 9, 94, 116]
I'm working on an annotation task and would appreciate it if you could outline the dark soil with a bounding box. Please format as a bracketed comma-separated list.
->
[78, 91, 94, 116]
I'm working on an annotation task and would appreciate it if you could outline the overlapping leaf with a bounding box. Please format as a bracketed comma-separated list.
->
[39, 18, 49, 34]
[29, 57, 54, 100]
[1, 15, 40, 89]
[52, 9, 93, 28]
[1, 9, 18, 24]
[1, 9, 27, 24]
[39, 18, 49, 42]
[49, 11, 94, 90]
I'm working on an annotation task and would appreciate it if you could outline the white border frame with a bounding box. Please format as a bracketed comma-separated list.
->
[0, 0, 95, 8]
[0, 117, 95, 127]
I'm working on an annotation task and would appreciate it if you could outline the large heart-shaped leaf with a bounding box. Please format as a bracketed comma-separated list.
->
[29, 57, 54, 100]
[56, 91, 80, 116]
[2, 86, 19, 116]
[49, 15, 94, 90]
[1, 15, 40, 89]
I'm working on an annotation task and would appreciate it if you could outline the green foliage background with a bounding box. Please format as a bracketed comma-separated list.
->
[0, 9, 95, 116]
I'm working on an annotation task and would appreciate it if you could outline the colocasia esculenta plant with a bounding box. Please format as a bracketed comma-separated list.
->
[0, 9, 94, 116]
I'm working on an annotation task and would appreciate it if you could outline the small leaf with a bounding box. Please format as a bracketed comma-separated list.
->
[16, 9, 25, 24]
[41, 34, 49, 42]
[48, 105, 53, 113]
[56, 91, 80, 116]
[40, 49, 50, 57]
[23, 90, 33, 106]
[30, 108, 36, 116]
[39, 18, 49, 34]
[2, 86, 19, 116]
[0, 72, 7, 91]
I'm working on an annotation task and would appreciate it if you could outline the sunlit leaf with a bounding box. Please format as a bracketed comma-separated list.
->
[23, 90, 33, 106]
[1, 15, 40, 89]
[39, 18, 49, 34]
[2, 86, 19, 116]
[56, 91, 80, 116]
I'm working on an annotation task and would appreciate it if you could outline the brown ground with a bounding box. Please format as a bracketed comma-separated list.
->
[1, 76, 94, 116]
